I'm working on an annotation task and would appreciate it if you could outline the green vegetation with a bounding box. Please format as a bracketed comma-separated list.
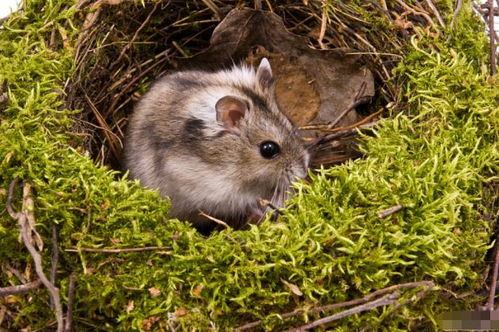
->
[0, 0, 497, 331]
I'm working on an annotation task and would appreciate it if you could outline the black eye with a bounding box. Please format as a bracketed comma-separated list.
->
[259, 141, 280, 159]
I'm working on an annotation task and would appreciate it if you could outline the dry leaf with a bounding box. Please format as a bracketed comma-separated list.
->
[185, 8, 374, 128]
[191, 284, 204, 298]
[126, 300, 134, 313]
[141, 315, 161, 331]
[175, 307, 188, 317]
[148, 287, 161, 297]
[281, 279, 303, 296]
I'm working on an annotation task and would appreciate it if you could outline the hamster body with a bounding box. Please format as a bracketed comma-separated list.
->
[125, 59, 309, 230]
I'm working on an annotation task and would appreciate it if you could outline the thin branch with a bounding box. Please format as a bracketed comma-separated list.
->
[377, 205, 404, 218]
[64, 273, 77, 332]
[299, 107, 385, 132]
[259, 199, 282, 213]
[0, 279, 42, 297]
[318, 7, 327, 49]
[308, 122, 376, 148]
[487, 0, 497, 75]
[425, 0, 445, 27]
[8, 181, 64, 332]
[201, 0, 221, 20]
[50, 223, 59, 309]
[327, 80, 369, 129]
[6, 178, 21, 219]
[284, 293, 400, 332]
[235, 281, 435, 331]
[394, 0, 439, 32]
[112, 1, 161, 66]
[487, 235, 499, 310]
[450, 0, 463, 30]
[199, 211, 230, 228]
[65, 246, 169, 253]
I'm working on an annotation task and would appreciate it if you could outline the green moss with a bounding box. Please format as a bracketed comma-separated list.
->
[1, 0, 497, 331]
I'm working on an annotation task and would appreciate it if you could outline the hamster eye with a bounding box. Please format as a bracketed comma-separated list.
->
[259, 141, 280, 159]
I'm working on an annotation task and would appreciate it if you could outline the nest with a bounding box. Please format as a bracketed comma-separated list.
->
[66, 0, 441, 171]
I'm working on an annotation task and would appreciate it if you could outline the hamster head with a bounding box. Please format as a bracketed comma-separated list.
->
[211, 58, 310, 210]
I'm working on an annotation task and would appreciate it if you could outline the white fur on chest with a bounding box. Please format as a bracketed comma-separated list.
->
[162, 154, 258, 216]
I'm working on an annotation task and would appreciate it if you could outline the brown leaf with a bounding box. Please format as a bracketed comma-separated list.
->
[191, 284, 204, 298]
[175, 307, 188, 317]
[148, 287, 161, 297]
[141, 315, 160, 331]
[185, 8, 374, 128]
[126, 300, 134, 313]
[281, 279, 303, 296]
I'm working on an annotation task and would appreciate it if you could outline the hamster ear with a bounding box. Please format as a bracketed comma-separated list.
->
[215, 96, 248, 130]
[256, 57, 273, 88]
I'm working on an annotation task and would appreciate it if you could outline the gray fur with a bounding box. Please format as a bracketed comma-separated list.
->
[124, 59, 310, 229]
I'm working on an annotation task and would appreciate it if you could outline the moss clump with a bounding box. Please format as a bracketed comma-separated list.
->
[0, 0, 497, 331]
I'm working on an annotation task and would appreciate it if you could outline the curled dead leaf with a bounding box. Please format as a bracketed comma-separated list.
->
[184, 8, 374, 128]
[281, 279, 303, 296]
[191, 284, 204, 298]
[175, 307, 188, 317]
[148, 287, 161, 297]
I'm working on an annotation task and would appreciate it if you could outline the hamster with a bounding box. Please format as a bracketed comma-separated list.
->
[124, 58, 310, 231]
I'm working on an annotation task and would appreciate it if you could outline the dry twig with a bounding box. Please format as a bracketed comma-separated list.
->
[283, 292, 400, 332]
[199, 211, 230, 228]
[450, 0, 463, 30]
[65, 246, 168, 253]
[377, 205, 405, 218]
[64, 273, 77, 332]
[50, 223, 59, 309]
[425, 0, 445, 27]
[318, 7, 327, 49]
[487, 235, 499, 310]
[235, 281, 435, 331]
[7, 179, 64, 332]
[0, 279, 42, 297]
[487, 0, 497, 75]
[327, 80, 369, 129]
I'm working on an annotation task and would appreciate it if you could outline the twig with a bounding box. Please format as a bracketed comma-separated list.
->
[487, 0, 497, 75]
[65, 246, 168, 253]
[327, 80, 369, 129]
[487, 235, 499, 310]
[235, 281, 435, 331]
[64, 273, 77, 332]
[299, 107, 384, 132]
[259, 199, 284, 216]
[0, 279, 42, 297]
[112, 1, 161, 66]
[259, 199, 280, 211]
[83, 93, 121, 162]
[308, 122, 376, 147]
[7, 180, 64, 332]
[3, 264, 26, 284]
[318, 7, 327, 49]
[199, 211, 230, 228]
[425, 0, 445, 27]
[50, 223, 59, 309]
[171, 41, 189, 58]
[6, 178, 21, 219]
[201, 0, 221, 20]
[283, 293, 400, 332]
[377, 205, 404, 218]
[450, 0, 463, 30]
